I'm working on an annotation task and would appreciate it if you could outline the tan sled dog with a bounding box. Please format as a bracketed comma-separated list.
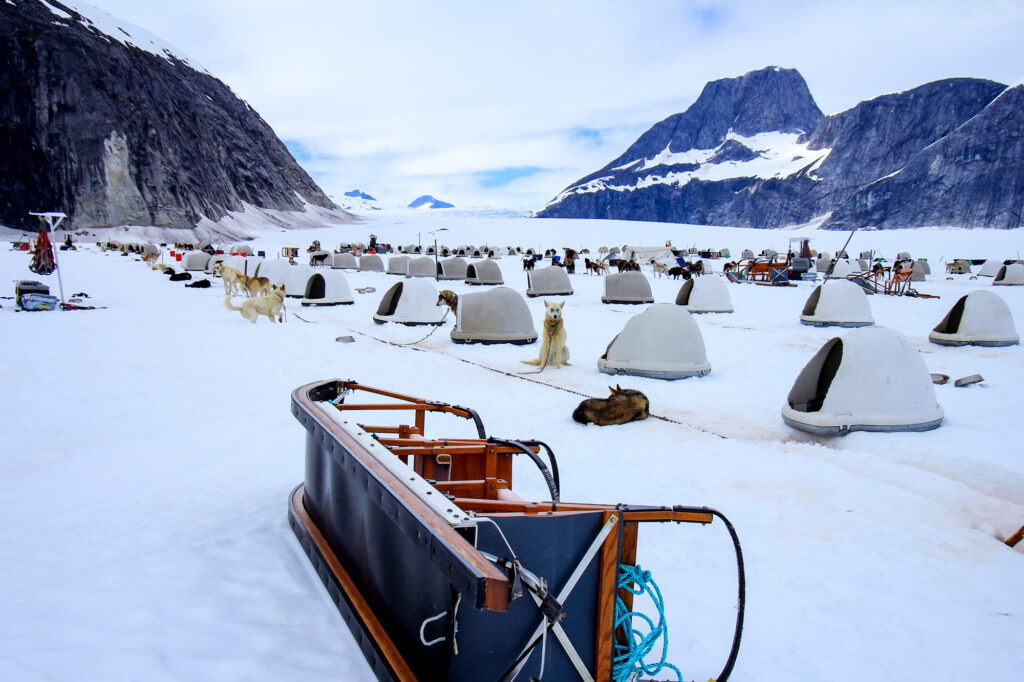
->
[224, 284, 286, 323]
[521, 299, 570, 369]
[217, 264, 248, 296]
[245, 275, 273, 298]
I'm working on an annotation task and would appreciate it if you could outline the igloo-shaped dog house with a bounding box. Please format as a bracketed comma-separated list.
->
[407, 257, 436, 278]
[206, 253, 228, 274]
[825, 259, 854, 278]
[465, 259, 504, 285]
[782, 326, 943, 435]
[359, 254, 384, 272]
[181, 250, 211, 271]
[675, 275, 733, 313]
[800, 280, 874, 327]
[978, 259, 1004, 277]
[450, 287, 537, 345]
[258, 258, 293, 286]
[387, 256, 410, 275]
[302, 271, 354, 306]
[597, 304, 711, 380]
[222, 254, 262, 276]
[437, 257, 468, 280]
[928, 290, 1019, 347]
[993, 262, 1024, 285]
[228, 244, 253, 256]
[602, 272, 653, 304]
[373, 279, 447, 326]
[332, 252, 358, 269]
[282, 264, 317, 298]
[526, 266, 572, 297]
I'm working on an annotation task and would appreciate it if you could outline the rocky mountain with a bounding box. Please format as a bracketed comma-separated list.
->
[408, 195, 454, 209]
[537, 67, 1017, 229]
[338, 189, 381, 212]
[0, 0, 344, 231]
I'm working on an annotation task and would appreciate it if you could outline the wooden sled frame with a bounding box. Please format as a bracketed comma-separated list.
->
[289, 379, 744, 681]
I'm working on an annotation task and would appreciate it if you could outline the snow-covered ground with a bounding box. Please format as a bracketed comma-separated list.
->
[2, 214, 1022, 681]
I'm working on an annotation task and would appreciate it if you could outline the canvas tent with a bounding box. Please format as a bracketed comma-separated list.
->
[675, 275, 733, 313]
[465, 259, 504, 285]
[451, 287, 537, 345]
[800, 280, 874, 327]
[602, 272, 654, 304]
[387, 256, 410, 275]
[302, 271, 354, 306]
[526, 266, 573, 297]
[993, 262, 1024, 285]
[407, 257, 436, 278]
[437, 257, 468, 280]
[332, 252, 358, 269]
[928, 290, 1019, 347]
[597, 304, 711, 380]
[181, 251, 210, 271]
[373, 279, 447, 325]
[359, 254, 384, 272]
[782, 326, 943, 435]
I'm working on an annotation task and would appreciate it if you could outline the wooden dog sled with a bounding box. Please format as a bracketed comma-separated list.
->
[289, 380, 744, 681]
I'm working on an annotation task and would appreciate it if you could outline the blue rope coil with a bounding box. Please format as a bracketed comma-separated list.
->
[612, 563, 683, 682]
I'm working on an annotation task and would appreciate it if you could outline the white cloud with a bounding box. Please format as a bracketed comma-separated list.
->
[71, 0, 1024, 209]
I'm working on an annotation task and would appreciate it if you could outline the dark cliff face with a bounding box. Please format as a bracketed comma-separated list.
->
[538, 67, 1015, 229]
[0, 0, 336, 230]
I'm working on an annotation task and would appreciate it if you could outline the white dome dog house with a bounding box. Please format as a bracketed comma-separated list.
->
[450, 287, 537, 345]
[602, 272, 654, 304]
[387, 256, 410, 275]
[407, 257, 436, 278]
[825, 259, 854, 278]
[332, 252, 358, 269]
[206, 253, 228, 274]
[993, 262, 1024, 285]
[782, 326, 944, 436]
[437, 257, 468, 280]
[301, 270, 354, 306]
[929, 290, 1019, 347]
[229, 244, 253, 256]
[258, 258, 293, 286]
[222, 254, 262, 276]
[181, 250, 210, 271]
[359, 254, 384, 272]
[800, 280, 874, 327]
[373, 279, 447, 326]
[465, 259, 504, 285]
[675, 275, 733, 313]
[597, 304, 711, 380]
[281, 264, 317, 298]
[526, 266, 573, 297]
[977, 259, 1005, 277]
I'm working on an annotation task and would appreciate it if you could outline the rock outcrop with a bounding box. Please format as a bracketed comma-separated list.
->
[0, 0, 339, 231]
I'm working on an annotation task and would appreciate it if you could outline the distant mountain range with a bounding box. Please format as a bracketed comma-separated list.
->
[1, 0, 347, 231]
[408, 195, 454, 209]
[537, 67, 1021, 229]
[337, 189, 381, 211]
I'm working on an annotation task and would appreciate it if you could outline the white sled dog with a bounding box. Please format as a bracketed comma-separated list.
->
[217, 264, 248, 296]
[224, 284, 286, 323]
[521, 299, 570, 369]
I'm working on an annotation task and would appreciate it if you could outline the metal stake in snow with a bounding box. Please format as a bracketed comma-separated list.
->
[29, 211, 68, 305]
[821, 225, 858, 286]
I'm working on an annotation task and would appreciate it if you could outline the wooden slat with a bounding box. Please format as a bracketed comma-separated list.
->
[594, 511, 621, 682]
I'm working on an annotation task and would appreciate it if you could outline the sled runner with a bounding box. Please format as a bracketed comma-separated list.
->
[288, 380, 744, 681]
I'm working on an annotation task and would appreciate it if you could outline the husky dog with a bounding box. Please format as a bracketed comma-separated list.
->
[185, 278, 212, 288]
[436, 289, 459, 316]
[521, 300, 570, 369]
[245, 275, 273, 298]
[168, 271, 192, 281]
[224, 284, 286, 323]
[572, 385, 649, 426]
[218, 265, 248, 296]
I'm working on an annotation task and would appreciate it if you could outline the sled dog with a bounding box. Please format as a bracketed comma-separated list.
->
[572, 385, 649, 426]
[436, 290, 459, 316]
[521, 299, 570, 369]
[224, 284, 286, 323]
[245, 275, 273, 298]
[218, 265, 248, 296]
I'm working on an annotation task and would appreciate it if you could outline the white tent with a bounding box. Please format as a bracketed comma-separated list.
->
[675, 275, 733, 313]
[373, 279, 447, 325]
[281, 264, 317, 298]
[929, 290, 1019, 347]
[332, 252, 358, 269]
[597, 304, 711, 380]
[993, 262, 1024, 285]
[451, 287, 537, 345]
[181, 251, 210, 271]
[301, 271, 354, 306]
[800, 280, 874, 327]
[258, 258, 294, 286]
[602, 272, 653, 304]
[358, 254, 384, 272]
[407, 257, 436, 278]
[437, 257, 468, 280]
[386, 256, 410, 275]
[782, 326, 943, 436]
[526, 266, 573, 297]
[465, 259, 504, 285]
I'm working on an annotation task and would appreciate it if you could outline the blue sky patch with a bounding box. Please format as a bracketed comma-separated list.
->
[479, 166, 545, 188]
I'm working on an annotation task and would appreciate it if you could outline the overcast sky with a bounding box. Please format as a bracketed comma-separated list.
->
[72, 0, 1024, 211]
